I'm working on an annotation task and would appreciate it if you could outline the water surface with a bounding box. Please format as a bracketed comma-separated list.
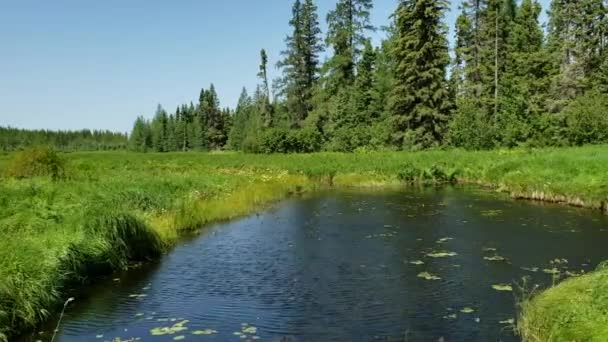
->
[24, 187, 608, 341]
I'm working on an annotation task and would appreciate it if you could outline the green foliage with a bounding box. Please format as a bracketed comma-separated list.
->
[0, 127, 126, 152]
[2, 147, 608, 338]
[448, 99, 496, 150]
[257, 127, 322, 153]
[325, 0, 374, 90]
[278, 0, 323, 122]
[121, 0, 607, 152]
[389, 0, 452, 150]
[4, 146, 67, 180]
[397, 163, 459, 185]
[562, 92, 608, 145]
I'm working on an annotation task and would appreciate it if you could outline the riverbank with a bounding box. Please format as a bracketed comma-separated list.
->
[1, 146, 607, 340]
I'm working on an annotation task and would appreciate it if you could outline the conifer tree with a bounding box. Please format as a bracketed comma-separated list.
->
[353, 39, 376, 124]
[228, 88, 252, 150]
[258, 49, 274, 127]
[389, 0, 452, 149]
[326, 0, 374, 91]
[129, 116, 151, 152]
[279, 0, 323, 123]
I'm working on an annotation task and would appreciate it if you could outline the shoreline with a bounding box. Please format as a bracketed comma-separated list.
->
[3, 148, 608, 341]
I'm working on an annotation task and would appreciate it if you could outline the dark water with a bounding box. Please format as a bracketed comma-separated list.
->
[23, 188, 608, 342]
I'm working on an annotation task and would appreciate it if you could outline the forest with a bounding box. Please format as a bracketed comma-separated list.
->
[125, 0, 608, 153]
[2, 0, 606, 154]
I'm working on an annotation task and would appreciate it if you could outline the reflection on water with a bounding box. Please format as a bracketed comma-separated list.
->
[21, 187, 608, 341]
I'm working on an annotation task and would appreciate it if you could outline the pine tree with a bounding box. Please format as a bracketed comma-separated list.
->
[548, 0, 607, 102]
[151, 104, 168, 152]
[191, 112, 207, 151]
[278, 0, 323, 123]
[326, 0, 374, 92]
[129, 116, 151, 152]
[258, 49, 273, 127]
[228, 88, 252, 150]
[389, 0, 452, 149]
[353, 39, 375, 124]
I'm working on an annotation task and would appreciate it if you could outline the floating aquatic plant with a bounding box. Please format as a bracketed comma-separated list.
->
[484, 255, 507, 262]
[150, 320, 189, 336]
[492, 284, 513, 292]
[426, 251, 457, 258]
[481, 210, 502, 217]
[192, 329, 218, 335]
[409, 260, 425, 265]
[460, 307, 475, 314]
[543, 268, 560, 275]
[500, 318, 515, 325]
[418, 272, 441, 280]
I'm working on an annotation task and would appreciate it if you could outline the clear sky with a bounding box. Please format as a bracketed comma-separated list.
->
[0, 0, 550, 133]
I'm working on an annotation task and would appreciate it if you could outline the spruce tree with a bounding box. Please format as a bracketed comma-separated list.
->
[353, 39, 376, 124]
[279, 0, 323, 123]
[129, 116, 151, 152]
[151, 104, 168, 152]
[548, 0, 607, 101]
[389, 0, 452, 149]
[326, 0, 374, 92]
[258, 49, 273, 127]
[228, 88, 252, 150]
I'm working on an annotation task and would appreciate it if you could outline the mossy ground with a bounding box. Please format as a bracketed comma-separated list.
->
[0, 146, 607, 340]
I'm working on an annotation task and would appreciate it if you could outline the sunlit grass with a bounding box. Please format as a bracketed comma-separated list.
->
[0, 145, 607, 339]
[518, 267, 608, 342]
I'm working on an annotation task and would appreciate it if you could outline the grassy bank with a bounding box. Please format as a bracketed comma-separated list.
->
[1, 146, 607, 340]
[517, 265, 608, 342]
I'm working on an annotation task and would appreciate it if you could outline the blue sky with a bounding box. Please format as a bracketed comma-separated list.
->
[0, 0, 550, 133]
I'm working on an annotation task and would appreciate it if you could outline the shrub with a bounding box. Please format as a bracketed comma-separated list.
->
[4, 146, 67, 180]
[448, 99, 497, 150]
[257, 128, 322, 153]
[563, 91, 608, 145]
[397, 163, 459, 185]
[291, 128, 322, 153]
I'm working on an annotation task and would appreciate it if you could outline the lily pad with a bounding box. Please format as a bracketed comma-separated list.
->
[481, 209, 502, 217]
[443, 313, 457, 320]
[500, 318, 515, 325]
[521, 266, 539, 272]
[242, 326, 257, 334]
[543, 268, 560, 275]
[426, 251, 458, 258]
[173, 336, 185, 341]
[492, 284, 513, 292]
[460, 307, 475, 314]
[417, 272, 441, 280]
[482, 247, 497, 252]
[128, 294, 147, 299]
[436, 237, 453, 244]
[409, 260, 425, 265]
[150, 320, 189, 336]
[192, 329, 218, 335]
[484, 255, 507, 262]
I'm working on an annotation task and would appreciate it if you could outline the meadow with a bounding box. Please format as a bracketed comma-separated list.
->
[1, 146, 608, 341]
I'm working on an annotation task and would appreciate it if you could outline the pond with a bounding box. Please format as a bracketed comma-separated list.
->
[22, 187, 608, 341]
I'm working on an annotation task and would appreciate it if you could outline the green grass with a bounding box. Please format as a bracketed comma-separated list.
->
[0, 146, 607, 340]
[518, 266, 608, 342]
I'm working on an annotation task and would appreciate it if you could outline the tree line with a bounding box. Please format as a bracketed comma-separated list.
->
[0, 127, 127, 151]
[149, 0, 601, 153]
[4, 0, 605, 153]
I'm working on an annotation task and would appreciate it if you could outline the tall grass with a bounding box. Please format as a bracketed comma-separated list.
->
[1, 145, 607, 339]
